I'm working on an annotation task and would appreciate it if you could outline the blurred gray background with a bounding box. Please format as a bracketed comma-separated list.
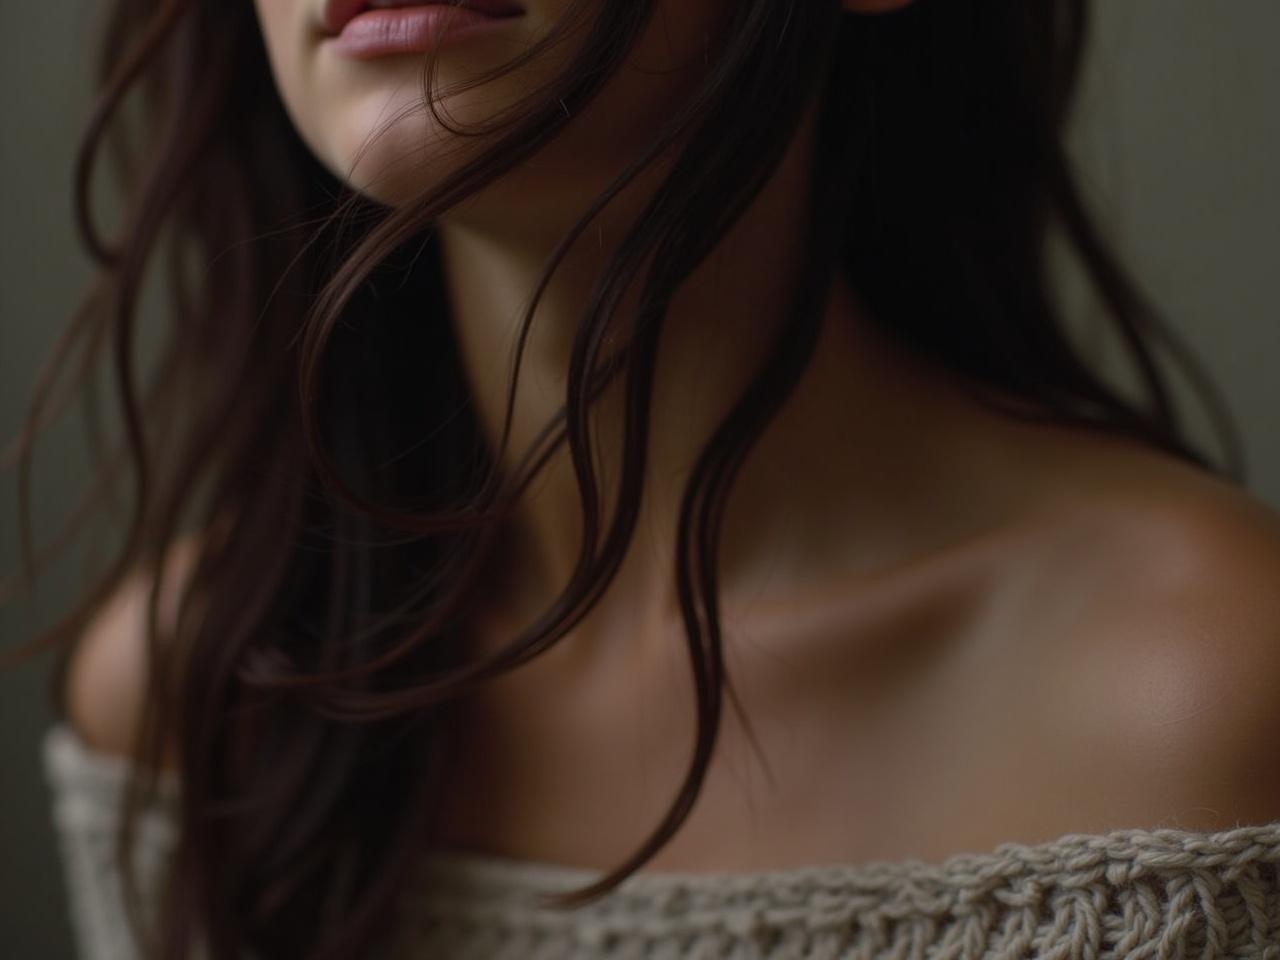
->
[2, 1, 1277, 954]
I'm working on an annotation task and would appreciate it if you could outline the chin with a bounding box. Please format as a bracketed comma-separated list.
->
[304, 80, 513, 208]
[334, 144, 442, 209]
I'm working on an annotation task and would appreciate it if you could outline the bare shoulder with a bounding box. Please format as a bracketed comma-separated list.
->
[63, 534, 203, 771]
[1020, 449, 1280, 830]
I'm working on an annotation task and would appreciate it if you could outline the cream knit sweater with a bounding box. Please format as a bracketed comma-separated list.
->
[42, 722, 1280, 959]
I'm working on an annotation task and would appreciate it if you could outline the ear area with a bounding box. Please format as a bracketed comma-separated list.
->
[841, 0, 915, 13]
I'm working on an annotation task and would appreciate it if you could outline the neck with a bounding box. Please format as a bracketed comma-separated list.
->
[433, 101, 1028, 653]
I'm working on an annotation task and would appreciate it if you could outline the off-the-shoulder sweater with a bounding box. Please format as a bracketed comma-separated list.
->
[42, 721, 1280, 959]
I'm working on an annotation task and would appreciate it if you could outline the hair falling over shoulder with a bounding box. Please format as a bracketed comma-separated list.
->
[0, 0, 1244, 957]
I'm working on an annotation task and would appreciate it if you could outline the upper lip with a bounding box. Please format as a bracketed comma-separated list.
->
[321, 0, 525, 36]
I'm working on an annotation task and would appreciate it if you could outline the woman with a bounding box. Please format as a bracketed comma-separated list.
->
[9, 0, 1280, 956]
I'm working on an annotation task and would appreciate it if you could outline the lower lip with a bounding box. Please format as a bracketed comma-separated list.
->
[327, 5, 522, 60]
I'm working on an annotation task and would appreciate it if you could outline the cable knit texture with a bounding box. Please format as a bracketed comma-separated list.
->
[43, 722, 1280, 959]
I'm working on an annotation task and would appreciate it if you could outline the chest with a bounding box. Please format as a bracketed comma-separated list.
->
[426, 575, 1131, 872]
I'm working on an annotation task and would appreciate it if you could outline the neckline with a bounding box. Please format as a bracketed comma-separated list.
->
[398, 826, 1280, 955]
[415, 816, 1280, 893]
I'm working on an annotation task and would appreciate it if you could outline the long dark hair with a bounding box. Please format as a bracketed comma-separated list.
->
[2, 0, 1244, 957]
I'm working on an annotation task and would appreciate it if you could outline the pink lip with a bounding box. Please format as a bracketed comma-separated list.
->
[321, 0, 524, 38]
[325, 4, 524, 59]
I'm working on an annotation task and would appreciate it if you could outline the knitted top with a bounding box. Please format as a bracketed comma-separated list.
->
[42, 721, 1280, 960]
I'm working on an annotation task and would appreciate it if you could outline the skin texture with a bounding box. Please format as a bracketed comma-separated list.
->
[66, 0, 1277, 870]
